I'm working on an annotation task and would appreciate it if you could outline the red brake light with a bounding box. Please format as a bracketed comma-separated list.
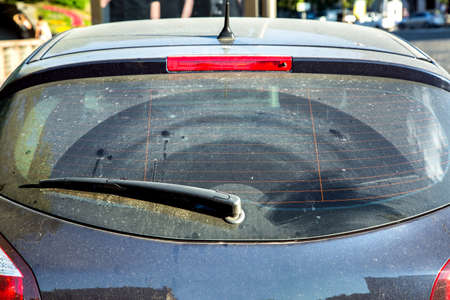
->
[0, 234, 40, 300]
[0, 248, 23, 300]
[430, 259, 450, 300]
[0, 275, 23, 300]
[167, 56, 292, 72]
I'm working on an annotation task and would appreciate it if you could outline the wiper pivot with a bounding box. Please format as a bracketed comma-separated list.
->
[21, 177, 245, 224]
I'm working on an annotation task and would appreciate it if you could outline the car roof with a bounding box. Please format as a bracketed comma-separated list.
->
[32, 18, 427, 60]
[2, 17, 448, 95]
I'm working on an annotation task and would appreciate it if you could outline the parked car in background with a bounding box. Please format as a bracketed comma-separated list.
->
[323, 8, 354, 22]
[357, 14, 400, 31]
[0, 16, 449, 300]
[399, 11, 445, 28]
[355, 11, 383, 27]
[354, 12, 399, 31]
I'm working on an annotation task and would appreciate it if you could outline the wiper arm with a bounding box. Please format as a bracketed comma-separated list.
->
[21, 177, 245, 224]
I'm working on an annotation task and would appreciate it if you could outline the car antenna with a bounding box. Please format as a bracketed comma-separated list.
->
[217, 0, 235, 43]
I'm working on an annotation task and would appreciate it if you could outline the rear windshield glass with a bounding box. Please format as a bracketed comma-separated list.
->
[0, 73, 449, 241]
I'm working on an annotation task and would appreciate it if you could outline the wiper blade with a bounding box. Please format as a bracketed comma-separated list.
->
[21, 177, 245, 224]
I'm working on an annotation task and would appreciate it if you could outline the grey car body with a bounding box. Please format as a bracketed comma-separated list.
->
[0, 18, 449, 300]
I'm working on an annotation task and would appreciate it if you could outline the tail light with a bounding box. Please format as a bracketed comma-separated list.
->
[430, 259, 450, 300]
[167, 56, 292, 72]
[0, 234, 40, 300]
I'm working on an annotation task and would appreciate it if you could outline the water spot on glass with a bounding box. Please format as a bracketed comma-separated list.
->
[97, 149, 105, 157]
[329, 129, 348, 142]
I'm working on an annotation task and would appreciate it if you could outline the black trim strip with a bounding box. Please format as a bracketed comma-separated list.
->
[1, 58, 448, 98]
[292, 58, 450, 92]
[0, 59, 167, 98]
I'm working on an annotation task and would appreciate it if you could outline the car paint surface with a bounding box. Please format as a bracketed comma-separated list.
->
[33, 18, 426, 59]
[0, 196, 449, 299]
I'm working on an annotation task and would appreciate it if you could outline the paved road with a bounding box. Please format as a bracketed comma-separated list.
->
[393, 27, 450, 73]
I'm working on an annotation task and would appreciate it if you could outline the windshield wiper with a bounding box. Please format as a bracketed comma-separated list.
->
[21, 177, 245, 224]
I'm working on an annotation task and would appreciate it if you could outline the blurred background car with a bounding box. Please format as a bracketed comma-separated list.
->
[399, 11, 446, 28]
[355, 11, 383, 27]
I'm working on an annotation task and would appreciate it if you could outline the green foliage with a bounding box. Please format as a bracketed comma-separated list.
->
[1, 0, 88, 8]
[37, 6, 72, 33]
[48, 0, 88, 9]
[3, 0, 42, 3]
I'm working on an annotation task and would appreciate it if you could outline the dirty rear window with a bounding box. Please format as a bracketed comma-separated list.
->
[0, 73, 449, 241]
